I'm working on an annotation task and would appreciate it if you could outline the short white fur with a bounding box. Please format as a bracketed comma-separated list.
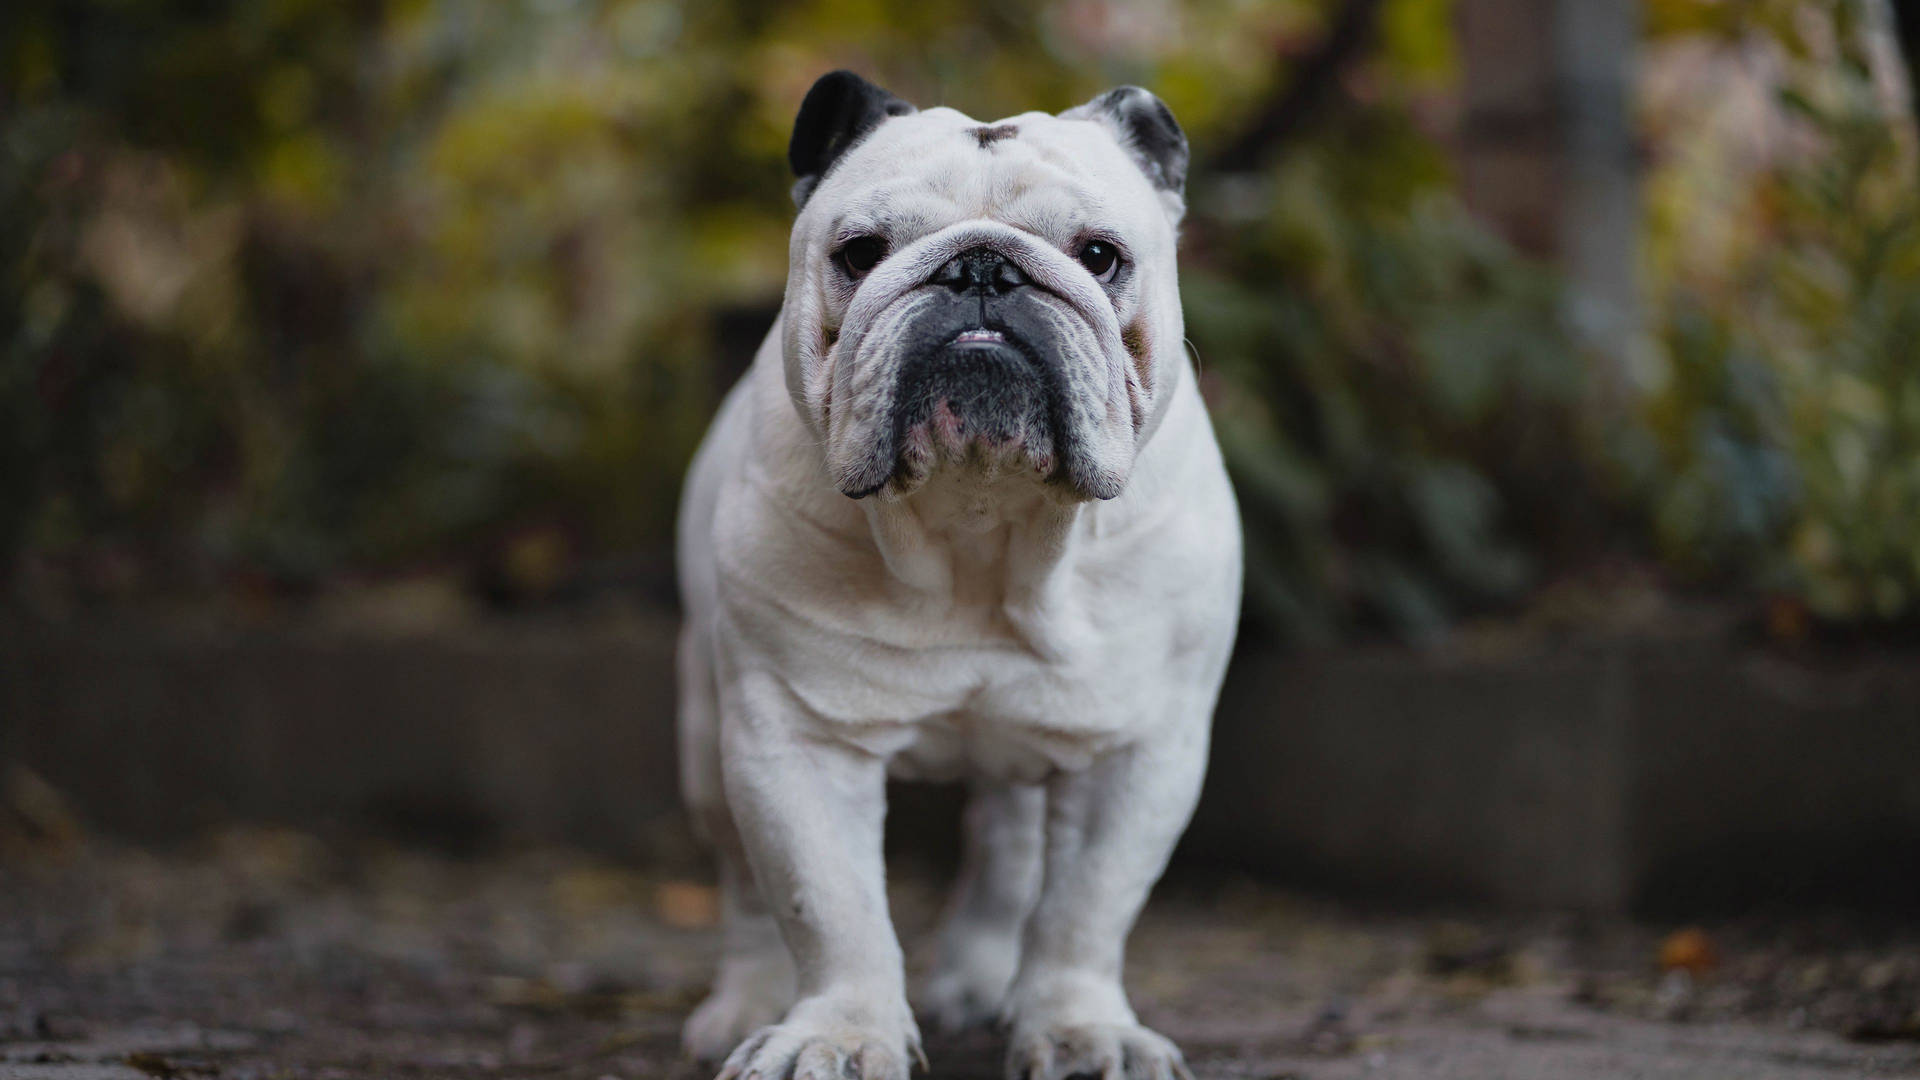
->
[677, 86, 1242, 1080]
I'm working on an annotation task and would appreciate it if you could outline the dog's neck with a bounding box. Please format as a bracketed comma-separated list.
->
[859, 470, 1090, 660]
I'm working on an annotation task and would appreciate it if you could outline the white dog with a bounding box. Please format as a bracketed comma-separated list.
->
[676, 71, 1241, 1080]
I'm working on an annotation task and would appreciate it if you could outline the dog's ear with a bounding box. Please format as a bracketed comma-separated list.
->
[789, 71, 916, 209]
[1063, 86, 1189, 198]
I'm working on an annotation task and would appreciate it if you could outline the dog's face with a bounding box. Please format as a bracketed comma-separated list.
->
[777, 72, 1190, 503]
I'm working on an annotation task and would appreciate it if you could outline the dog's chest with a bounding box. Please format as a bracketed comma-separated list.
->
[897, 656, 1136, 781]
[715, 455, 1231, 779]
[777, 598, 1185, 781]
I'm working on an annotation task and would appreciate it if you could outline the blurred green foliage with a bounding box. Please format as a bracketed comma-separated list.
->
[1639, 0, 1920, 623]
[1189, 124, 1579, 641]
[2, 0, 1916, 636]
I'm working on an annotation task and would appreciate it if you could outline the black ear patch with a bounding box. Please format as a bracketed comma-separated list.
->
[789, 70, 916, 208]
[1067, 86, 1189, 195]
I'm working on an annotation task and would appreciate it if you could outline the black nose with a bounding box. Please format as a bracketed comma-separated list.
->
[931, 248, 1029, 295]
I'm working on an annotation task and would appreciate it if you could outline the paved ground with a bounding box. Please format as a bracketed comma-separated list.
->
[3, 830, 1919, 1080]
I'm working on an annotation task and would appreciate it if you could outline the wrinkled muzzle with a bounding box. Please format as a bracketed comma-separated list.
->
[805, 223, 1137, 502]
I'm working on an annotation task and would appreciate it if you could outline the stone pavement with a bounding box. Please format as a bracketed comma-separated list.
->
[2, 831, 1917, 1080]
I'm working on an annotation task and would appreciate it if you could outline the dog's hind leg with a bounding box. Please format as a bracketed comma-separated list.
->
[679, 621, 797, 1062]
[918, 779, 1044, 1032]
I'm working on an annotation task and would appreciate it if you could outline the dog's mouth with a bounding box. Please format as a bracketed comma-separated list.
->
[878, 326, 1064, 494]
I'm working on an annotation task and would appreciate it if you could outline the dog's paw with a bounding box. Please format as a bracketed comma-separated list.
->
[918, 966, 1007, 1034]
[684, 957, 797, 1062]
[686, 985, 790, 1063]
[918, 928, 1021, 1032]
[715, 995, 923, 1080]
[1005, 1022, 1194, 1080]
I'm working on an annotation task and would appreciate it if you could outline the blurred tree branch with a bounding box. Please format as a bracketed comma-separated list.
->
[1892, 0, 1920, 122]
[1206, 0, 1385, 175]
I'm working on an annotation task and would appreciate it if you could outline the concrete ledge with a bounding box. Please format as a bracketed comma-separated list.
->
[5, 618, 1918, 911]
[1189, 641, 1920, 911]
[0, 620, 687, 858]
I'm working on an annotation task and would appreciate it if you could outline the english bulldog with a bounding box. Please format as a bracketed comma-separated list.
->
[676, 70, 1242, 1080]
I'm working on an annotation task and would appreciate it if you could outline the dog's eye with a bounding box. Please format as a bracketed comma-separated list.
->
[1078, 240, 1120, 283]
[836, 236, 887, 278]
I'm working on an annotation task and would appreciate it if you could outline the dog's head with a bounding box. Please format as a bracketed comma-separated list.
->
[777, 71, 1190, 503]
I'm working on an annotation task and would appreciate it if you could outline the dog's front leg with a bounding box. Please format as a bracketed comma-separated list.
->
[1003, 722, 1208, 1080]
[716, 669, 921, 1080]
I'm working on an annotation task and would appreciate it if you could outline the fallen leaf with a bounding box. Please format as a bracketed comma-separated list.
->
[656, 880, 719, 929]
[1658, 928, 1718, 976]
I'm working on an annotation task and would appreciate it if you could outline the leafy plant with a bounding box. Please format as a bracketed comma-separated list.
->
[1190, 109, 1582, 640]
[1640, 0, 1920, 621]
